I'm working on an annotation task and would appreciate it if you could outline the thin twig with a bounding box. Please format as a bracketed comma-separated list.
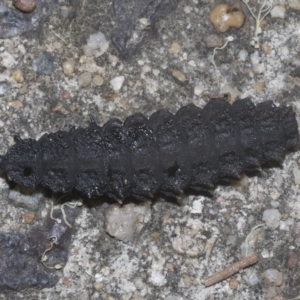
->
[203, 253, 258, 287]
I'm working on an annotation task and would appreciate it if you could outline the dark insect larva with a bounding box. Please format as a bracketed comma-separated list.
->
[0, 98, 299, 201]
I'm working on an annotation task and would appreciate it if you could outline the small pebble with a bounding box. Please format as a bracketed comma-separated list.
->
[13, 0, 36, 13]
[254, 81, 265, 92]
[26, 73, 34, 81]
[262, 43, 272, 55]
[263, 209, 281, 229]
[0, 52, 17, 68]
[110, 76, 124, 91]
[194, 85, 203, 96]
[60, 6, 73, 19]
[12, 69, 24, 83]
[183, 6, 192, 14]
[238, 50, 248, 61]
[62, 277, 71, 287]
[270, 6, 286, 19]
[281, 46, 289, 57]
[32, 52, 55, 75]
[220, 84, 241, 101]
[78, 72, 92, 87]
[83, 32, 109, 57]
[105, 203, 151, 242]
[261, 269, 283, 286]
[172, 69, 188, 84]
[60, 89, 71, 100]
[289, 0, 300, 10]
[286, 250, 299, 268]
[210, 4, 245, 33]
[204, 34, 224, 48]
[244, 269, 260, 286]
[92, 75, 104, 86]
[168, 42, 180, 56]
[93, 282, 103, 291]
[254, 63, 265, 74]
[19, 85, 29, 95]
[11, 100, 23, 109]
[0, 81, 10, 95]
[229, 278, 239, 289]
[62, 59, 75, 77]
[23, 212, 35, 224]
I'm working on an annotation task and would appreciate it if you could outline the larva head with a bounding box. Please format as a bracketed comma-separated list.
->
[0, 137, 40, 188]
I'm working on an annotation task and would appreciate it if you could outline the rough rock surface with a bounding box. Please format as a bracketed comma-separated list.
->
[0, 0, 300, 299]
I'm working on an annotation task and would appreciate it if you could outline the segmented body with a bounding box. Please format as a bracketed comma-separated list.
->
[0, 98, 299, 201]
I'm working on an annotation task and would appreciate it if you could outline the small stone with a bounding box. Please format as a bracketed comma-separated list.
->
[52, 104, 68, 114]
[271, 296, 282, 300]
[11, 100, 23, 109]
[280, 46, 289, 57]
[220, 84, 241, 101]
[32, 52, 55, 75]
[210, 4, 245, 33]
[23, 212, 35, 224]
[60, 89, 71, 100]
[110, 75, 125, 91]
[263, 209, 281, 229]
[194, 85, 203, 96]
[190, 197, 204, 213]
[9, 190, 42, 210]
[181, 274, 191, 287]
[244, 269, 260, 286]
[0, 52, 17, 68]
[261, 269, 283, 286]
[238, 49, 248, 61]
[168, 42, 180, 55]
[78, 72, 92, 87]
[286, 250, 299, 268]
[0, 81, 10, 96]
[204, 34, 224, 48]
[183, 6, 192, 14]
[262, 43, 272, 55]
[270, 6, 286, 19]
[26, 73, 34, 81]
[254, 81, 265, 92]
[289, 0, 300, 10]
[293, 167, 300, 184]
[62, 59, 75, 76]
[13, 0, 36, 12]
[152, 69, 160, 76]
[229, 278, 239, 289]
[19, 85, 29, 95]
[172, 69, 188, 84]
[12, 69, 24, 83]
[254, 63, 265, 74]
[92, 75, 104, 86]
[105, 203, 151, 242]
[83, 32, 109, 57]
[62, 277, 71, 287]
[60, 6, 73, 19]
[93, 282, 103, 291]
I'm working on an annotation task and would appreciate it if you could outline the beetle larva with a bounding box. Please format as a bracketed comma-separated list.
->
[0, 98, 298, 201]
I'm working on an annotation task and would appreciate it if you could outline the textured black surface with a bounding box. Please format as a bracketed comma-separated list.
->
[0, 98, 299, 200]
